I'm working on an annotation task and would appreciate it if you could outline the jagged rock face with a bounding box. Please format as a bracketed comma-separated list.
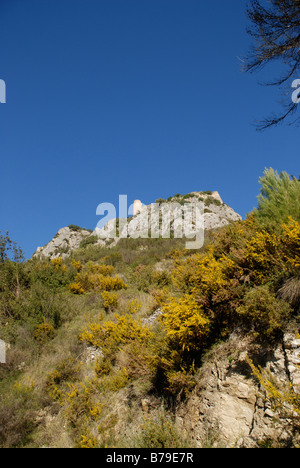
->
[33, 192, 242, 259]
[176, 333, 300, 448]
[34, 227, 92, 260]
[93, 193, 242, 246]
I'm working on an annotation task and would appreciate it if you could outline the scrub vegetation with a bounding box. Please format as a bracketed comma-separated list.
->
[0, 168, 299, 448]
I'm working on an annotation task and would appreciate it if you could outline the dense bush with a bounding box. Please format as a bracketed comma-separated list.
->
[0, 381, 38, 447]
[237, 286, 292, 341]
[69, 262, 127, 294]
[161, 294, 210, 352]
[80, 313, 154, 358]
[101, 291, 119, 312]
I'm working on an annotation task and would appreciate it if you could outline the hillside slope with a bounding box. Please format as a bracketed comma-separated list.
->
[0, 171, 300, 448]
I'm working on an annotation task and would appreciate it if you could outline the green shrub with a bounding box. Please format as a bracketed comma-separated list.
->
[237, 286, 292, 341]
[130, 265, 155, 292]
[29, 259, 72, 290]
[0, 379, 39, 448]
[130, 406, 192, 448]
[79, 236, 98, 249]
[68, 225, 82, 232]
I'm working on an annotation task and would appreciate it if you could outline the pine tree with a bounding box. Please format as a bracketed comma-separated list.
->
[244, 0, 300, 128]
[255, 168, 300, 225]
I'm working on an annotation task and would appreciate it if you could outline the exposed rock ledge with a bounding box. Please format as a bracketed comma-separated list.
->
[34, 226, 92, 260]
[176, 332, 300, 448]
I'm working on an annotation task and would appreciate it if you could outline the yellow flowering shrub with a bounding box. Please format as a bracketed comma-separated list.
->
[247, 355, 300, 417]
[69, 281, 85, 295]
[46, 369, 64, 403]
[94, 358, 112, 377]
[47, 371, 105, 445]
[50, 257, 68, 273]
[281, 217, 300, 270]
[172, 252, 234, 297]
[101, 291, 119, 311]
[87, 263, 115, 276]
[71, 259, 83, 272]
[160, 294, 210, 352]
[64, 380, 103, 424]
[77, 434, 99, 449]
[34, 319, 55, 343]
[244, 231, 281, 283]
[167, 248, 184, 259]
[98, 275, 127, 291]
[45, 358, 82, 405]
[80, 314, 154, 357]
[242, 219, 300, 282]
[210, 215, 259, 259]
[69, 263, 127, 294]
[126, 298, 142, 315]
[50, 257, 67, 271]
[72, 271, 102, 292]
[79, 322, 104, 348]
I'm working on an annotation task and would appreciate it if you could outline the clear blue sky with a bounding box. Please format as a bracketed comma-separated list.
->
[0, 0, 299, 258]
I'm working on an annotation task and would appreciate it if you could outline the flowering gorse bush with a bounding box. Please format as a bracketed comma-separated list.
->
[101, 291, 119, 311]
[80, 313, 154, 358]
[160, 294, 210, 352]
[69, 261, 127, 294]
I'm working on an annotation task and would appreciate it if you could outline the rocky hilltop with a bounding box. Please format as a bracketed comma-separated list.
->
[34, 226, 92, 260]
[34, 191, 241, 259]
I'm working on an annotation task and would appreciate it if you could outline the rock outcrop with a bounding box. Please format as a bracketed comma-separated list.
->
[176, 332, 300, 448]
[94, 192, 241, 244]
[34, 226, 92, 260]
[33, 191, 241, 259]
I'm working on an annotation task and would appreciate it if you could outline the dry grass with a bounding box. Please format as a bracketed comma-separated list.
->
[278, 277, 300, 310]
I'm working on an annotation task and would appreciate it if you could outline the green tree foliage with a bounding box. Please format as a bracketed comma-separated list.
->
[244, 0, 300, 128]
[255, 168, 300, 226]
[0, 231, 24, 263]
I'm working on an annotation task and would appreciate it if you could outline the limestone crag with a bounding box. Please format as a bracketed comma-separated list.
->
[176, 332, 300, 448]
[34, 226, 92, 260]
[33, 191, 241, 259]
[93, 191, 241, 246]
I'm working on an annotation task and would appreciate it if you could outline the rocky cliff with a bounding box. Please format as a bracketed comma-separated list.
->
[33, 191, 241, 259]
[34, 226, 92, 260]
[176, 332, 300, 448]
